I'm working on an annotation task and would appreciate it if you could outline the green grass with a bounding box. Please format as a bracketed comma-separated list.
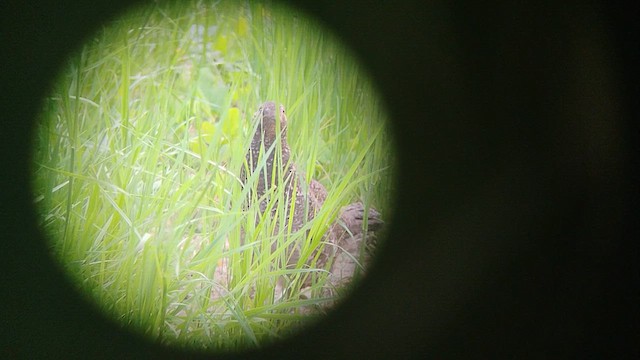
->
[31, 0, 394, 352]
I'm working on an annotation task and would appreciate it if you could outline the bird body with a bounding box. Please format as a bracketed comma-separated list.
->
[240, 102, 318, 234]
[240, 101, 383, 288]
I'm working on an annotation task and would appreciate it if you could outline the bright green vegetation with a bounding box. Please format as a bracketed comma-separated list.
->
[31, 0, 394, 352]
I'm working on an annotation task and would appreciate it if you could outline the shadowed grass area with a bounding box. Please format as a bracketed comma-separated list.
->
[31, 0, 394, 351]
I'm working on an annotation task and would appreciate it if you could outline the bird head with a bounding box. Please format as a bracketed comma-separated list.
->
[255, 101, 288, 146]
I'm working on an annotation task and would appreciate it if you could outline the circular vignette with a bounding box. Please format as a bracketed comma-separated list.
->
[4, 0, 632, 358]
[27, 0, 396, 354]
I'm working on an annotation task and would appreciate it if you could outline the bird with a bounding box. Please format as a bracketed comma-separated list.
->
[239, 102, 319, 233]
[240, 101, 383, 290]
[326, 202, 383, 291]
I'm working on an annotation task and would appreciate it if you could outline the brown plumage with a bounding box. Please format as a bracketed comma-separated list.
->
[240, 101, 383, 286]
[240, 102, 319, 233]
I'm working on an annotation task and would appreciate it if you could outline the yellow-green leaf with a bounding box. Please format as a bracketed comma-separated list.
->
[223, 108, 240, 138]
[214, 35, 227, 54]
[237, 17, 249, 36]
[200, 121, 215, 143]
[189, 138, 203, 155]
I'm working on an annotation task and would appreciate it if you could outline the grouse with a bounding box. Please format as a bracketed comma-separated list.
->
[240, 101, 383, 287]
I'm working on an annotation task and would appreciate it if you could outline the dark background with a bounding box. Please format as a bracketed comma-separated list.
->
[1, 0, 637, 358]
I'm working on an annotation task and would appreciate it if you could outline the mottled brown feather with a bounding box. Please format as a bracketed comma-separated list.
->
[241, 102, 383, 282]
